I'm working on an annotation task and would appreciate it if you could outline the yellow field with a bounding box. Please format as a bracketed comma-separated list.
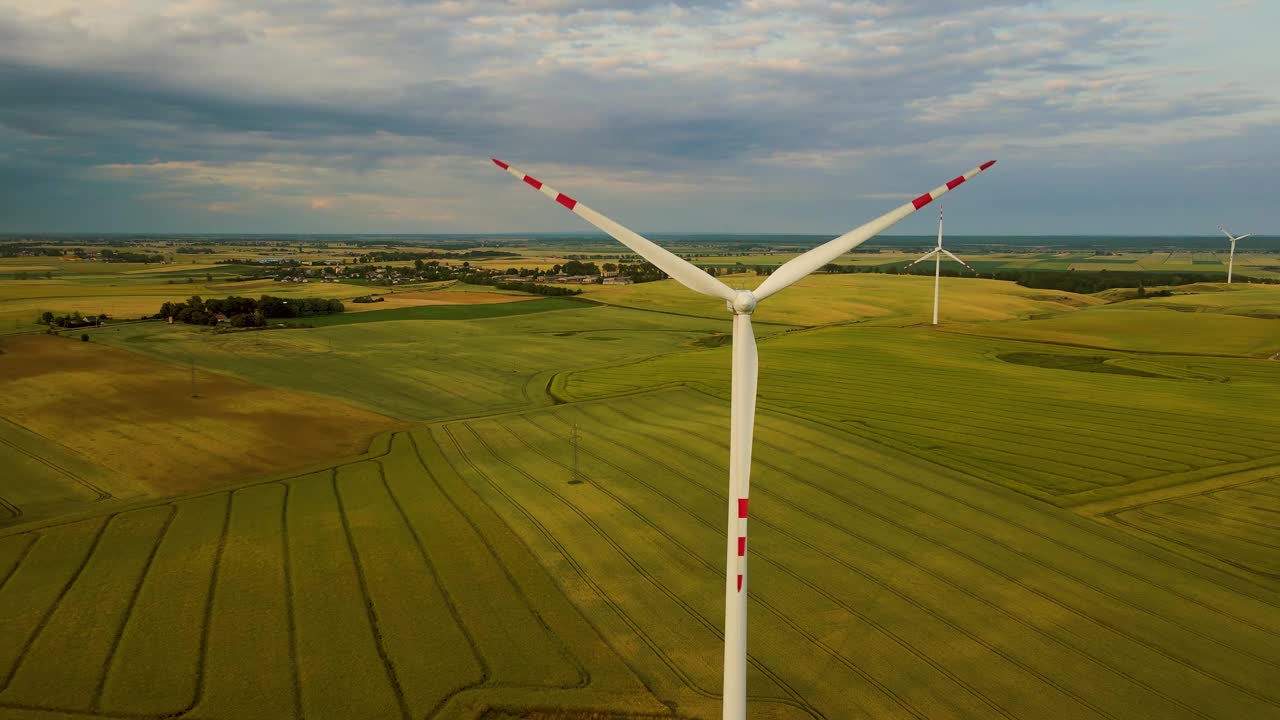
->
[343, 289, 539, 312]
[0, 334, 403, 499]
[947, 305, 1279, 357]
[581, 272, 1103, 326]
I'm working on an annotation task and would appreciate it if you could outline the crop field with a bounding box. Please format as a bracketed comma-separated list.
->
[581, 273, 1101, 326]
[0, 334, 402, 523]
[560, 325, 1280, 507]
[94, 304, 746, 421]
[1088, 472, 1280, 581]
[2, 395, 1279, 719]
[947, 302, 1280, 356]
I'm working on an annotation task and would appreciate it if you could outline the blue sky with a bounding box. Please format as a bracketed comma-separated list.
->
[1, 0, 1275, 235]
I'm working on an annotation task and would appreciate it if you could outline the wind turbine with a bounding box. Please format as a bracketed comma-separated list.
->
[492, 156, 996, 719]
[902, 204, 976, 325]
[1217, 225, 1252, 284]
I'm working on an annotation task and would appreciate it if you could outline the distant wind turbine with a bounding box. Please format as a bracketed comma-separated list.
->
[902, 204, 975, 325]
[492, 156, 997, 720]
[1217, 225, 1252, 284]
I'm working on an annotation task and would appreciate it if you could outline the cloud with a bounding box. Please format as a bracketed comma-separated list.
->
[0, 0, 1276, 233]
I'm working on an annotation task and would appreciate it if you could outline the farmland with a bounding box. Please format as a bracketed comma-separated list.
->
[1, 238, 1278, 719]
[2, 394, 1279, 719]
[0, 333, 402, 526]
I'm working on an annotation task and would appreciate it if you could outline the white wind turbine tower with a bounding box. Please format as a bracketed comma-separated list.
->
[903, 204, 976, 325]
[493, 156, 997, 720]
[1217, 225, 1252, 284]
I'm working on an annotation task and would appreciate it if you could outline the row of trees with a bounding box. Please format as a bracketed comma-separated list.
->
[155, 295, 345, 327]
[37, 311, 106, 328]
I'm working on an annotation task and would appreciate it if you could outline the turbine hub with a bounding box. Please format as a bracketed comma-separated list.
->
[729, 290, 757, 315]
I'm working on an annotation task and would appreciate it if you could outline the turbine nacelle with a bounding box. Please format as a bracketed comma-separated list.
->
[728, 290, 758, 315]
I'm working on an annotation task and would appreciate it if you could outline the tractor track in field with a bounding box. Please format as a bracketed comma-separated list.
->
[567, 403, 1211, 720]
[659, 396, 1280, 654]
[379, 439, 597, 719]
[277, 483, 304, 720]
[406, 431, 679, 718]
[441, 423, 826, 720]
[611, 396, 1280, 708]
[0, 533, 38, 593]
[495, 414, 1025, 720]
[734, 391, 1280, 617]
[0, 516, 110, 695]
[383, 438, 494, 718]
[90, 505, 178, 713]
[1108, 510, 1280, 582]
[0, 426, 113, 502]
[331, 467, 413, 720]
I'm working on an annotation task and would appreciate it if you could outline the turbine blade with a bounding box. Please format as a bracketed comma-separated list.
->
[940, 248, 976, 272]
[1218, 225, 1237, 241]
[1235, 234, 1252, 241]
[491, 159, 736, 302]
[903, 248, 939, 270]
[722, 312, 757, 717]
[754, 160, 997, 301]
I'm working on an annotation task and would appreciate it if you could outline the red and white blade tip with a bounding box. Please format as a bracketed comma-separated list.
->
[491, 158, 578, 210]
[908, 160, 996, 211]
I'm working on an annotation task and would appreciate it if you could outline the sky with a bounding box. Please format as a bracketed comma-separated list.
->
[1, 0, 1276, 236]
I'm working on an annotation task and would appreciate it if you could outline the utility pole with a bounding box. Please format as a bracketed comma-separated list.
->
[570, 423, 581, 484]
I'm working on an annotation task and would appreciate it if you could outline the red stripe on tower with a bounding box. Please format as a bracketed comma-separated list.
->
[737, 575, 743, 592]
[912, 193, 934, 210]
[946, 176, 966, 190]
[738, 498, 749, 519]
[492, 158, 509, 170]
[523, 175, 543, 190]
[980, 160, 996, 170]
[555, 193, 577, 210]
[737, 536, 746, 556]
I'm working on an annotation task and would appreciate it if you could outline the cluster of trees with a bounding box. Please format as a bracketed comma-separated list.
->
[38, 311, 106, 328]
[0, 244, 63, 258]
[176, 246, 217, 254]
[492, 281, 582, 296]
[354, 249, 514, 263]
[155, 295, 345, 327]
[99, 249, 163, 263]
[351, 295, 385, 303]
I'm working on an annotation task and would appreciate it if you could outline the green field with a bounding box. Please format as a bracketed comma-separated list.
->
[561, 325, 1280, 506]
[2, 394, 1279, 719]
[94, 304, 747, 421]
[2, 243, 1279, 719]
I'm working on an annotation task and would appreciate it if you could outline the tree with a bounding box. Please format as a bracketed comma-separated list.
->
[39, 311, 54, 325]
[80, 333, 89, 342]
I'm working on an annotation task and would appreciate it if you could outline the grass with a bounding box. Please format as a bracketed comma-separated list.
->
[580, 273, 1101, 327]
[4, 394, 1277, 718]
[0, 333, 402, 523]
[304, 296, 584, 326]
[561, 326, 1280, 506]
[946, 303, 1280, 357]
[996, 352, 1168, 377]
[94, 305, 745, 422]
